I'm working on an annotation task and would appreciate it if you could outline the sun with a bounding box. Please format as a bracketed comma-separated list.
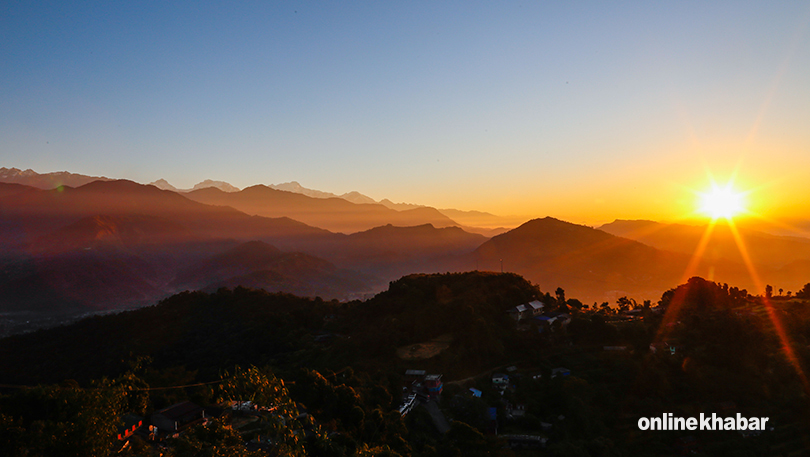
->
[699, 184, 746, 220]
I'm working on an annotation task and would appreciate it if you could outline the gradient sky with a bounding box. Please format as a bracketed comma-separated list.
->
[3, 1, 810, 224]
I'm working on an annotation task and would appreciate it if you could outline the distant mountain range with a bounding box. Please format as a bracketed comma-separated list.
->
[0, 180, 354, 312]
[269, 181, 377, 204]
[0, 167, 516, 233]
[0, 180, 486, 313]
[150, 178, 241, 193]
[184, 185, 461, 234]
[0, 167, 113, 189]
[3, 168, 810, 317]
[155, 178, 514, 231]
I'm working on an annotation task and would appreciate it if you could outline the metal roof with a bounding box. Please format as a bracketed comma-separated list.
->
[528, 300, 544, 310]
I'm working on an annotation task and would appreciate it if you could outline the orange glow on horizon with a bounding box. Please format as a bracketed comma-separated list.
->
[655, 176, 810, 396]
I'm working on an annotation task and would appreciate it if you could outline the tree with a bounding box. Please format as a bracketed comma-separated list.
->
[216, 366, 307, 456]
[567, 298, 584, 311]
[556, 287, 568, 312]
[0, 377, 130, 457]
[555, 287, 566, 305]
[765, 284, 773, 299]
[797, 283, 810, 299]
[616, 296, 633, 313]
[172, 419, 265, 457]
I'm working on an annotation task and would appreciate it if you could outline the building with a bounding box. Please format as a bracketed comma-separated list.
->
[424, 374, 443, 398]
[551, 368, 570, 378]
[492, 373, 509, 390]
[508, 300, 545, 321]
[404, 369, 426, 378]
[527, 300, 545, 316]
[151, 401, 207, 436]
[508, 304, 529, 321]
[506, 403, 527, 419]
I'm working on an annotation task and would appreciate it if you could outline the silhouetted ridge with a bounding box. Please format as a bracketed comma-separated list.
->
[472, 216, 711, 303]
[0, 182, 39, 198]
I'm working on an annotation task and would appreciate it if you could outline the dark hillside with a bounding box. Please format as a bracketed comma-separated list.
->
[0, 271, 540, 385]
[2, 273, 810, 455]
[0, 288, 335, 386]
[332, 272, 544, 375]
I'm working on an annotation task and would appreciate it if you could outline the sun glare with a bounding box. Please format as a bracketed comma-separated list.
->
[699, 184, 745, 220]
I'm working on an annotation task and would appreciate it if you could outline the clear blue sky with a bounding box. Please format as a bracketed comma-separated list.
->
[3, 1, 810, 223]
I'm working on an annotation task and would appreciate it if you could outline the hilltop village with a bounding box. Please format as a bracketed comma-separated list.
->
[2, 272, 809, 456]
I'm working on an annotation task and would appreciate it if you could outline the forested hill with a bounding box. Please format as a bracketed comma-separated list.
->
[4, 273, 810, 456]
[0, 288, 334, 386]
[339, 272, 542, 370]
[0, 271, 541, 386]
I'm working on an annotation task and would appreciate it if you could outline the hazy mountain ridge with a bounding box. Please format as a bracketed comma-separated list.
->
[0, 180, 335, 249]
[172, 240, 374, 299]
[322, 223, 487, 281]
[437, 207, 521, 230]
[30, 214, 193, 255]
[599, 219, 810, 268]
[262, 182, 517, 230]
[184, 184, 461, 234]
[4, 173, 810, 319]
[148, 178, 179, 192]
[0, 180, 347, 312]
[0, 167, 113, 189]
[5, 167, 520, 233]
[262, 182, 519, 230]
[149, 178, 240, 193]
[473, 217, 754, 304]
[0, 180, 485, 314]
[268, 181, 378, 204]
[0, 182, 40, 197]
[194, 177, 517, 231]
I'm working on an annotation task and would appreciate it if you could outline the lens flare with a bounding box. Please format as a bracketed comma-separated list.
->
[698, 184, 745, 220]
